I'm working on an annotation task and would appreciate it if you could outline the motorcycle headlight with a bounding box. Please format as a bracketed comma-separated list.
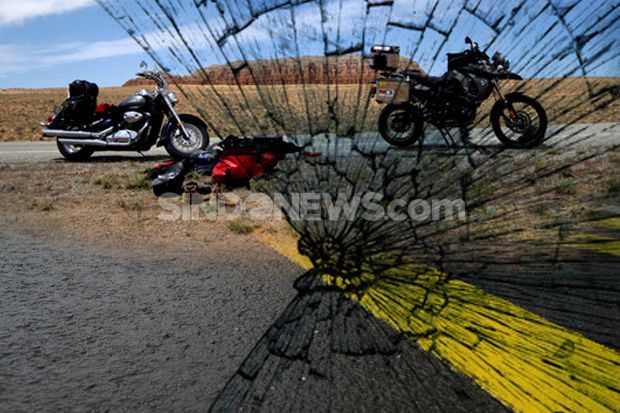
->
[167, 92, 178, 104]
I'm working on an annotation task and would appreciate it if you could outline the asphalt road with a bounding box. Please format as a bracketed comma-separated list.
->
[0, 122, 617, 163]
[0, 141, 169, 163]
[0, 226, 300, 412]
[293, 122, 620, 155]
[0, 226, 509, 412]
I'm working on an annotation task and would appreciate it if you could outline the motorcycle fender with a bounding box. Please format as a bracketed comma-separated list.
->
[157, 114, 208, 147]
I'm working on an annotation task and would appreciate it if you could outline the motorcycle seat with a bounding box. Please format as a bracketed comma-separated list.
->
[404, 71, 444, 87]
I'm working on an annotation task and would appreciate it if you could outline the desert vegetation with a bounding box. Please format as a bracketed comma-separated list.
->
[0, 73, 617, 142]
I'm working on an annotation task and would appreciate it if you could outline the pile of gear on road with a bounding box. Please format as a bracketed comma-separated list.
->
[147, 135, 304, 196]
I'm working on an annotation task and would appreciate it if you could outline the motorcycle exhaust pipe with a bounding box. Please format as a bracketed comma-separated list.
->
[56, 138, 131, 148]
[42, 127, 113, 139]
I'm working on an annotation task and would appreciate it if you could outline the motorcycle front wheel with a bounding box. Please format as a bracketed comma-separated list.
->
[164, 118, 209, 159]
[490, 94, 547, 148]
[378, 104, 424, 147]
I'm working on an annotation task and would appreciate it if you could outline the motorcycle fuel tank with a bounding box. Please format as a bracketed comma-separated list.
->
[118, 95, 147, 110]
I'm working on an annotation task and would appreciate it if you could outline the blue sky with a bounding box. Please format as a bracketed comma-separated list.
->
[0, 0, 151, 88]
[0, 0, 618, 89]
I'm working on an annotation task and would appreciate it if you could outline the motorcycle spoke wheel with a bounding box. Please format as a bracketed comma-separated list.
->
[378, 104, 423, 147]
[170, 123, 203, 154]
[385, 109, 416, 142]
[497, 102, 542, 146]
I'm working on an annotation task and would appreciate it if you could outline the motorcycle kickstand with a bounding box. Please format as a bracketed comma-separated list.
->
[437, 126, 459, 158]
[437, 125, 456, 146]
[416, 134, 424, 162]
[441, 127, 464, 168]
[459, 127, 487, 154]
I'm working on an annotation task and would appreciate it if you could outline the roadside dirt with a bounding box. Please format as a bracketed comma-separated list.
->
[0, 158, 297, 260]
[0, 145, 618, 263]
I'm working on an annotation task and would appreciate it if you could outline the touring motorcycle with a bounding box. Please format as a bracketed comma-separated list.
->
[42, 62, 209, 161]
[369, 37, 547, 148]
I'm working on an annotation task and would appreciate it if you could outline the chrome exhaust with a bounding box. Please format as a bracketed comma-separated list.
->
[56, 138, 131, 148]
[42, 127, 113, 139]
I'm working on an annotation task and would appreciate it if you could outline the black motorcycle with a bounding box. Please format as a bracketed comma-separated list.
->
[370, 37, 547, 148]
[42, 62, 209, 161]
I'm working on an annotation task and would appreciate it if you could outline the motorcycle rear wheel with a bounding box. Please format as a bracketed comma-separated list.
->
[56, 139, 94, 161]
[378, 104, 424, 147]
[490, 94, 547, 148]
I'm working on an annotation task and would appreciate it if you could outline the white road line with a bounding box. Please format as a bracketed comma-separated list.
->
[0, 151, 59, 154]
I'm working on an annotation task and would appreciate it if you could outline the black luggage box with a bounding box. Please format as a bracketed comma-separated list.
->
[69, 80, 99, 99]
[63, 98, 97, 124]
[369, 45, 400, 72]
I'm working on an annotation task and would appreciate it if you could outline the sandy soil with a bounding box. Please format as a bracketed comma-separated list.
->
[0, 158, 297, 259]
[1, 77, 618, 141]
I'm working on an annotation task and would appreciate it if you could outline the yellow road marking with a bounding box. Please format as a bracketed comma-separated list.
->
[258, 235, 620, 413]
[567, 218, 620, 257]
[568, 234, 620, 256]
[592, 218, 620, 231]
[256, 231, 313, 269]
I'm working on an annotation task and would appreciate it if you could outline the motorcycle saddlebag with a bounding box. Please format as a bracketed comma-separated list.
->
[252, 135, 302, 159]
[253, 135, 283, 148]
[54, 97, 97, 128]
[50, 80, 99, 128]
[375, 77, 410, 104]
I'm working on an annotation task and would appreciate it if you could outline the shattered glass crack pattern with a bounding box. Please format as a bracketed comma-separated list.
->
[97, 0, 619, 411]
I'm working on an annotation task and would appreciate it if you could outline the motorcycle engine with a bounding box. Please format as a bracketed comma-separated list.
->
[107, 129, 139, 144]
[450, 71, 492, 101]
[428, 71, 491, 124]
[434, 95, 477, 124]
[106, 112, 149, 144]
[429, 90, 476, 124]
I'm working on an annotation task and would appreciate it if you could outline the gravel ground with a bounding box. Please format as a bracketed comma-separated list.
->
[0, 226, 301, 412]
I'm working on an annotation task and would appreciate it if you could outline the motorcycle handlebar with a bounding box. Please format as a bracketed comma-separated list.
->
[134, 71, 168, 89]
